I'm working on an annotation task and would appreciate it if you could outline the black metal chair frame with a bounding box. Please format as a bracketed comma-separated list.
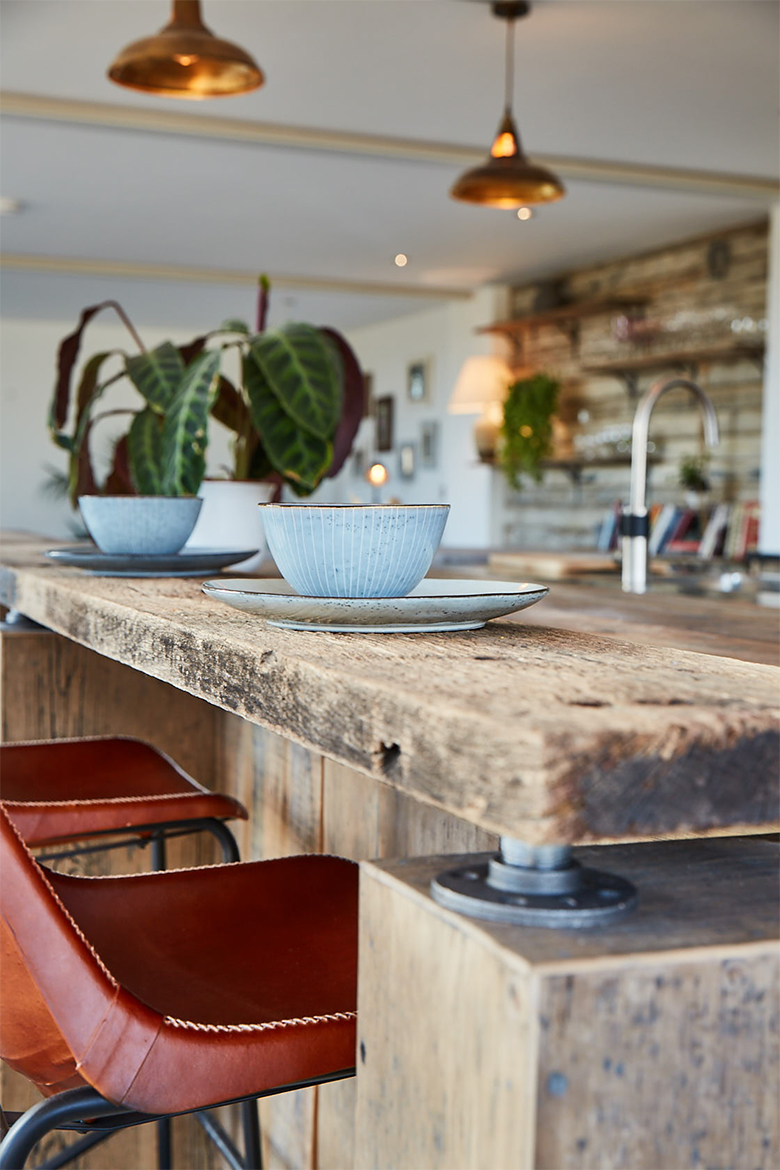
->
[32, 815, 241, 868]
[0, 1069, 355, 1170]
[1, 815, 241, 1170]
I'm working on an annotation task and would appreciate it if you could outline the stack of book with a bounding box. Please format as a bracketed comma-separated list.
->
[599, 501, 760, 560]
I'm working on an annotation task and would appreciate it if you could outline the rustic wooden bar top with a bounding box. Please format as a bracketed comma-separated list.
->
[2, 535, 778, 844]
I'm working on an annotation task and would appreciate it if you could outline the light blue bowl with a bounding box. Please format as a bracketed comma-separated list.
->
[79, 496, 203, 556]
[261, 503, 450, 598]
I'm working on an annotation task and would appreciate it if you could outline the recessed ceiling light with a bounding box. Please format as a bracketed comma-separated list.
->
[516, 207, 533, 220]
[0, 197, 25, 215]
[394, 254, 408, 267]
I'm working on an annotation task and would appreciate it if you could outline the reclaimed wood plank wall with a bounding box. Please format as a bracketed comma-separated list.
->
[220, 717, 498, 1170]
[495, 219, 768, 549]
[355, 847, 780, 1170]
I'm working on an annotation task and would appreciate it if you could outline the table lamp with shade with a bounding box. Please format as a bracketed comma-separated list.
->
[448, 355, 515, 462]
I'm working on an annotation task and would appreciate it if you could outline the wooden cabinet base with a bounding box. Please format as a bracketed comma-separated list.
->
[356, 839, 780, 1170]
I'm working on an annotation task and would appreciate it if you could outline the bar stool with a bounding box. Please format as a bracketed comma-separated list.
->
[0, 805, 358, 1170]
[0, 737, 247, 867]
[0, 736, 249, 1167]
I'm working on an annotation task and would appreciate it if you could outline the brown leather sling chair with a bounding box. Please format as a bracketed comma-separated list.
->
[0, 803, 358, 1170]
[0, 738, 248, 870]
[0, 736, 250, 1169]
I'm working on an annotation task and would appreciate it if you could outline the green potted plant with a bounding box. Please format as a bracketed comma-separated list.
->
[50, 302, 221, 553]
[50, 279, 364, 559]
[183, 277, 363, 564]
[678, 452, 711, 508]
[497, 373, 560, 491]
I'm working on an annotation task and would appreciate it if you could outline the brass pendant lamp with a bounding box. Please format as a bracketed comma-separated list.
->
[108, 0, 264, 100]
[451, 1, 564, 208]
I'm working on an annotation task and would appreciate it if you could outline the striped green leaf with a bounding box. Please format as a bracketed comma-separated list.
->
[243, 353, 332, 494]
[248, 323, 341, 441]
[161, 350, 220, 496]
[127, 408, 164, 495]
[126, 342, 185, 413]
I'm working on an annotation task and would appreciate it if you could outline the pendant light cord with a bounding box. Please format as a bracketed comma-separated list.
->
[504, 17, 515, 112]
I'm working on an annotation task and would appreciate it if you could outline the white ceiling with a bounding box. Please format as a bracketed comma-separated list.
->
[1, 0, 778, 330]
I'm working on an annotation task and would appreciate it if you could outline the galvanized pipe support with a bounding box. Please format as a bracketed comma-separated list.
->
[431, 836, 637, 928]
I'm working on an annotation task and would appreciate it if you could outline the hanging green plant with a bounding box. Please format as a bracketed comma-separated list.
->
[498, 372, 560, 490]
[678, 452, 711, 494]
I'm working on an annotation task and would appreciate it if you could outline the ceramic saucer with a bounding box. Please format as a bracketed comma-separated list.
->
[46, 546, 259, 577]
[201, 578, 549, 632]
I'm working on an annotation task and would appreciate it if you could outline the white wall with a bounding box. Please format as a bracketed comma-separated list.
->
[0, 317, 233, 539]
[317, 284, 510, 549]
[760, 203, 780, 555]
[1, 290, 508, 547]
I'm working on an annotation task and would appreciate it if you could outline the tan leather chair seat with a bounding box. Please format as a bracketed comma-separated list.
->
[1, 809, 357, 1116]
[1, 738, 246, 846]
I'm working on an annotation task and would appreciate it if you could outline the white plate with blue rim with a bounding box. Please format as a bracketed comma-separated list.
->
[201, 578, 549, 633]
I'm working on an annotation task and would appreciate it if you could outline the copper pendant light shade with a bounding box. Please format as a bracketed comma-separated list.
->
[108, 0, 264, 100]
[450, 2, 564, 208]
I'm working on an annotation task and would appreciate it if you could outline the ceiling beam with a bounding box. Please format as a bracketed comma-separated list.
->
[0, 252, 474, 300]
[2, 91, 778, 203]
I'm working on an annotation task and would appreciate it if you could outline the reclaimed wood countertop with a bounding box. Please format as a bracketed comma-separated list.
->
[2, 534, 778, 844]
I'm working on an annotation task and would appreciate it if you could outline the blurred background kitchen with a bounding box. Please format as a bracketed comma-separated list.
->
[1, 0, 778, 599]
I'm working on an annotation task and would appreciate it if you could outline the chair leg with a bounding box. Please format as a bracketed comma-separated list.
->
[203, 819, 241, 864]
[151, 830, 167, 872]
[241, 1099, 262, 1170]
[0, 1087, 123, 1170]
[155, 1116, 172, 1170]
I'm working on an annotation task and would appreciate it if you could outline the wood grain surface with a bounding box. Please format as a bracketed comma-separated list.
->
[2, 540, 778, 844]
[356, 839, 780, 1170]
[220, 717, 497, 1169]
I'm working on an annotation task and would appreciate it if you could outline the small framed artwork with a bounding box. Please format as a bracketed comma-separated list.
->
[351, 447, 366, 477]
[375, 396, 394, 452]
[407, 358, 431, 404]
[363, 372, 374, 418]
[420, 421, 439, 469]
[399, 442, 416, 480]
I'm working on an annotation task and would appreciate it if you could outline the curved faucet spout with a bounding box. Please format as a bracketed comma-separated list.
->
[630, 377, 719, 516]
[623, 376, 719, 594]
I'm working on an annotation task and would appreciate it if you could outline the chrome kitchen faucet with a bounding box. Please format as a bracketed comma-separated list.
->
[622, 377, 719, 594]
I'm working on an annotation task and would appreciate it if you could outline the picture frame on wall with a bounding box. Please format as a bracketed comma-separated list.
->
[399, 442, 416, 480]
[407, 358, 431, 404]
[375, 396, 394, 452]
[420, 421, 439, 469]
[363, 372, 374, 418]
[351, 447, 366, 477]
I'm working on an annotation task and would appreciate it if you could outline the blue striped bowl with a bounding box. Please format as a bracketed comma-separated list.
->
[261, 504, 450, 598]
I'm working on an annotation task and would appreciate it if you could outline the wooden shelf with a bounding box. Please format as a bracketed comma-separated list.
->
[544, 453, 659, 471]
[583, 341, 764, 377]
[484, 453, 661, 483]
[477, 296, 648, 336]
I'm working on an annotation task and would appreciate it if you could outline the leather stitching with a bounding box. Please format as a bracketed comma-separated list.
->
[163, 1011, 357, 1033]
[1, 810, 119, 987]
[3, 793, 226, 808]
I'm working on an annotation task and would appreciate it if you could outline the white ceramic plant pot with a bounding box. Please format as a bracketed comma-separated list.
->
[186, 480, 275, 572]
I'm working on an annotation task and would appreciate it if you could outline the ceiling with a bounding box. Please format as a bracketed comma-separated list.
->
[1, 0, 778, 331]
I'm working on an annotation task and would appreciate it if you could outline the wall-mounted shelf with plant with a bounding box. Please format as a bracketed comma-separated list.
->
[496, 372, 561, 491]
